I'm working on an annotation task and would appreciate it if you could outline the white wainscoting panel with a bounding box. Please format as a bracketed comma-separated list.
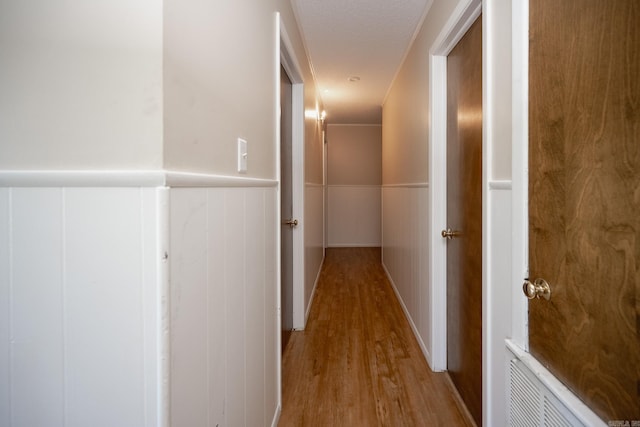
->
[486, 181, 513, 426]
[0, 187, 162, 427]
[0, 189, 9, 427]
[169, 187, 278, 427]
[381, 185, 431, 362]
[328, 185, 381, 247]
[304, 183, 324, 326]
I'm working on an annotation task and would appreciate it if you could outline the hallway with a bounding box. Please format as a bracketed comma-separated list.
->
[279, 248, 474, 426]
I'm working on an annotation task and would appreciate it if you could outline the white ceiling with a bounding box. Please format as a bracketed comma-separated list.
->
[290, 0, 431, 124]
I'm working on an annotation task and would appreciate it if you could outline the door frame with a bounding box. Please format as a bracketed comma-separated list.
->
[278, 16, 306, 332]
[429, 0, 482, 373]
[511, 0, 529, 351]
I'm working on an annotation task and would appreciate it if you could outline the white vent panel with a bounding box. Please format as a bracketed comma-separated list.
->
[510, 359, 542, 426]
[509, 359, 585, 427]
[544, 396, 573, 427]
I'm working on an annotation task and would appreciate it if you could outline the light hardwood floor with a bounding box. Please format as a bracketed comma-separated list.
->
[280, 247, 475, 426]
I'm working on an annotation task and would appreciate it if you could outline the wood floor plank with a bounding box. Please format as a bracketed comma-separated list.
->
[280, 248, 475, 426]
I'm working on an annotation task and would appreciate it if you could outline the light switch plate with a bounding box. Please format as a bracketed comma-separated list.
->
[237, 138, 247, 173]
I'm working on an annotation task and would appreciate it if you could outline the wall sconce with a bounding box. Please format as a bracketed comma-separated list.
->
[305, 109, 327, 123]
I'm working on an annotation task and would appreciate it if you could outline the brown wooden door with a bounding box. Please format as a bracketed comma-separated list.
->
[529, 0, 640, 421]
[281, 65, 294, 352]
[445, 15, 483, 426]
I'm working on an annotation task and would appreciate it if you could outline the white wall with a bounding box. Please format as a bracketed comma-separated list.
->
[0, 0, 163, 170]
[0, 187, 162, 427]
[327, 125, 382, 186]
[163, 0, 275, 178]
[0, 0, 323, 178]
[327, 124, 382, 247]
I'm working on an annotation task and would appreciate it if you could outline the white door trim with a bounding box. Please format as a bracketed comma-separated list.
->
[511, 0, 529, 350]
[279, 16, 306, 331]
[428, 0, 482, 373]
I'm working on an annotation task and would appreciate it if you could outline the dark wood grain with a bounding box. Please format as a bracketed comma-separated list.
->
[529, 0, 640, 421]
[446, 15, 483, 427]
[280, 248, 475, 426]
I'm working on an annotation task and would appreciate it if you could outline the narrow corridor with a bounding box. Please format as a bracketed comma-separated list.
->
[279, 248, 475, 426]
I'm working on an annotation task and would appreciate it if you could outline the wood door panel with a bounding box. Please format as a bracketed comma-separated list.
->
[281, 65, 294, 352]
[529, 0, 640, 420]
[446, 15, 483, 426]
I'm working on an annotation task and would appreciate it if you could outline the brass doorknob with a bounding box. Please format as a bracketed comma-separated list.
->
[441, 228, 461, 239]
[283, 218, 298, 228]
[522, 278, 551, 300]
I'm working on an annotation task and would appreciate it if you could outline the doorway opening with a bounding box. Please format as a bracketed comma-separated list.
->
[279, 17, 306, 345]
[428, 0, 482, 369]
[428, 0, 482, 424]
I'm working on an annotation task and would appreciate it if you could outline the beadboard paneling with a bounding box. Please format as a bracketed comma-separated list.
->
[328, 185, 381, 247]
[169, 188, 209, 425]
[304, 183, 324, 323]
[11, 189, 64, 426]
[0, 187, 161, 427]
[245, 188, 267, 427]
[0, 189, 9, 427]
[263, 186, 278, 425]
[381, 185, 431, 361]
[169, 187, 278, 427]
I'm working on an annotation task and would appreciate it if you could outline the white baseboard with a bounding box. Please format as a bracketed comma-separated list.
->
[270, 404, 282, 427]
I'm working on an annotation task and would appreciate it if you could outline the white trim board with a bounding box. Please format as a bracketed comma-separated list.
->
[0, 170, 279, 188]
[157, 187, 171, 427]
[325, 123, 382, 127]
[326, 244, 381, 248]
[327, 184, 381, 188]
[511, 0, 529, 351]
[381, 183, 429, 189]
[166, 171, 278, 188]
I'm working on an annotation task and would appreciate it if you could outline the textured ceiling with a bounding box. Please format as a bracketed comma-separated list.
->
[291, 0, 431, 124]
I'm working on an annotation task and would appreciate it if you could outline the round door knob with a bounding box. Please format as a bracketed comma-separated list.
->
[522, 278, 551, 301]
[283, 218, 298, 228]
[441, 228, 461, 239]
